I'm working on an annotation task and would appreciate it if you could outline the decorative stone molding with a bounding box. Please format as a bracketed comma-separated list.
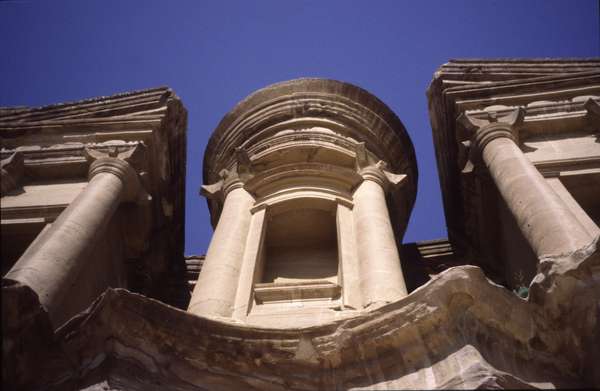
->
[200, 147, 254, 202]
[455, 95, 600, 136]
[244, 162, 360, 205]
[0, 152, 24, 196]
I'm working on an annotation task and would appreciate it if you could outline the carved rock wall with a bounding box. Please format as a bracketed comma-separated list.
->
[4, 263, 597, 390]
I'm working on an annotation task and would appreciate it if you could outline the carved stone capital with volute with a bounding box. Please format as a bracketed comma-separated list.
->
[458, 107, 525, 153]
[201, 167, 245, 201]
[84, 143, 150, 204]
[456, 107, 525, 173]
[201, 147, 254, 201]
[355, 143, 407, 192]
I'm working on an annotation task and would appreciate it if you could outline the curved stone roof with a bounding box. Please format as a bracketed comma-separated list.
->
[203, 78, 417, 192]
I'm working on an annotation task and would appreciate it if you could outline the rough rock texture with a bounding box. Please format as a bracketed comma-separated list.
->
[4, 262, 597, 390]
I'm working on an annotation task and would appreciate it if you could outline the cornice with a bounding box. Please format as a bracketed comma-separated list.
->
[0, 87, 171, 123]
[434, 59, 600, 83]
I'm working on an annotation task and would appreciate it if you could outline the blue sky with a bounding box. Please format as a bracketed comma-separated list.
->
[1, 0, 598, 255]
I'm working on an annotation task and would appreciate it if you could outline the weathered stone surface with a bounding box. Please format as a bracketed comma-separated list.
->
[4, 264, 596, 390]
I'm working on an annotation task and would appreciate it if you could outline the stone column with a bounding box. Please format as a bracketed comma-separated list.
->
[470, 119, 593, 259]
[4, 148, 144, 325]
[188, 170, 254, 318]
[353, 165, 408, 307]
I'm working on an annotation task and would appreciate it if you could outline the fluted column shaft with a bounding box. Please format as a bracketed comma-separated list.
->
[353, 167, 408, 307]
[4, 157, 138, 325]
[188, 179, 254, 318]
[475, 124, 593, 258]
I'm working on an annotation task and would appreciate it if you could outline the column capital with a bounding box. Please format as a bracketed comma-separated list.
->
[456, 107, 525, 172]
[359, 161, 407, 191]
[201, 167, 247, 200]
[472, 123, 517, 152]
[84, 143, 149, 204]
[359, 164, 387, 187]
[458, 107, 525, 152]
[1, 152, 25, 196]
[354, 142, 406, 191]
[201, 148, 254, 200]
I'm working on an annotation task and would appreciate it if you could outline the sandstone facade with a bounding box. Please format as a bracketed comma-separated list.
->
[2, 60, 599, 390]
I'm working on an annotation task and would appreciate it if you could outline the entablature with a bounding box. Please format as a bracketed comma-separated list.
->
[458, 96, 599, 143]
[1, 140, 148, 181]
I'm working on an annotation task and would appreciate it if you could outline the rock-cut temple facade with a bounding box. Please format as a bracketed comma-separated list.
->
[2, 59, 600, 390]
